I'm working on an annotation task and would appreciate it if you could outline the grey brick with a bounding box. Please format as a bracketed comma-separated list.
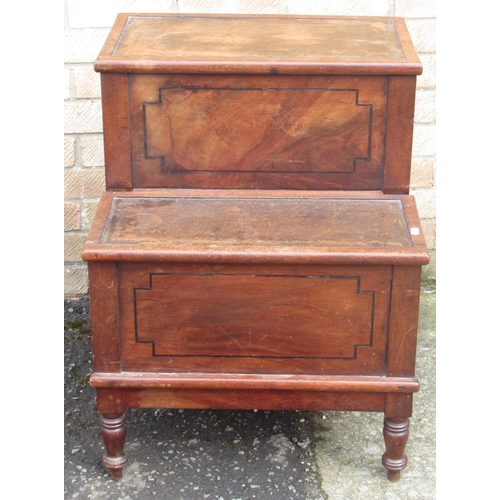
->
[65, 266, 89, 297]
[64, 100, 102, 134]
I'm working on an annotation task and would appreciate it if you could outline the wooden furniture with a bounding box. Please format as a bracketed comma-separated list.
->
[82, 13, 428, 482]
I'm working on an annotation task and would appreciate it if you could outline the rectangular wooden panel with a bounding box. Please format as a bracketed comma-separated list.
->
[118, 263, 392, 375]
[100, 74, 132, 189]
[135, 274, 374, 358]
[82, 190, 430, 266]
[144, 88, 371, 174]
[116, 16, 404, 61]
[383, 76, 418, 194]
[88, 262, 121, 372]
[386, 266, 422, 377]
[124, 389, 386, 412]
[129, 74, 387, 190]
[101, 196, 411, 249]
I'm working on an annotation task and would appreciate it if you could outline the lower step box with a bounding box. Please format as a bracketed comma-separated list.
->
[82, 188, 429, 481]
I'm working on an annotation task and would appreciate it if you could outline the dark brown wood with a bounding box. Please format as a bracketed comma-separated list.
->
[383, 76, 418, 194]
[138, 276, 373, 357]
[100, 74, 132, 190]
[386, 266, 422, 377]
[83, 13, 427, 481]
[96, 388, 127, 479]
[100, 414, 127, 480]
[87, 262, 120, 372]
[124, 389, 386, 412]
[115, 262, 391, 375]
[90, 373, 419, 393]
[382, 418, 410, 482]
[385, 393, 414, 419]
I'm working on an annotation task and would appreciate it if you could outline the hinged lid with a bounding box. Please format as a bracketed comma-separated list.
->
[95, 14, 422, 75]
[82, 190, 429, 265]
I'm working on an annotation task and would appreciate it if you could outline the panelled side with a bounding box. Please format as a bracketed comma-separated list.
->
[101, 74, 133, 190]
[383, 76, 417, 194]
[128, 74, 388, 190]
[386, 265, 422, 377]
[88, 262, 121, 372]
[117, 262, 393, 375]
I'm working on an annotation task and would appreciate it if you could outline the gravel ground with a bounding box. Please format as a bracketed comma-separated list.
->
[64, 297, 327, 499]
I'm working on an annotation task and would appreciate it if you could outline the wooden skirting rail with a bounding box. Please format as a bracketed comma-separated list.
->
[90, 373, 419, 393]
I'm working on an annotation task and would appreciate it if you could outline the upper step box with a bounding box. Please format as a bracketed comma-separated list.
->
[95, 14, 422, 193]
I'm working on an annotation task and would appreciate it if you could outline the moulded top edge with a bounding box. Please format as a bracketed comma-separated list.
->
[81, 193, 430, 265]
[94, 14, 422, 75]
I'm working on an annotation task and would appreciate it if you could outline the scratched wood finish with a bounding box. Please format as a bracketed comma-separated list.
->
[96, 388, 125, 416]
[116, 262, 391, 375]
[135, 274, 374, 358]
[102, 196, 410, 247]
[386, 266, 423, 377]
[130, 74, 387, 190]
[82, 190, 429, 265]
[95, 14, 422, 75]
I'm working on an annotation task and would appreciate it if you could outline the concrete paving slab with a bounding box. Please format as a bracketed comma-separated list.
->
[313, 283, 436, 499]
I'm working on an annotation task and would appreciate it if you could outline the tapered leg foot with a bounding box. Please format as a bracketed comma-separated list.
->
[382, 417, 409, 482]
[100, 413, 127, 480]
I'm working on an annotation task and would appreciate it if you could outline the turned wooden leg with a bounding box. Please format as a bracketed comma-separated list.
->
[100, 413, 127, 480]
[381, 417, 409, 482]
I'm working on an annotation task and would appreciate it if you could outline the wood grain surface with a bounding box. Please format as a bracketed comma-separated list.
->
[129, 74, 387, 190]
[134, 274, 374, 358]
[95, 14, 422, 75]
[82, 190, 429, 265]
[117, 263, 391, 375]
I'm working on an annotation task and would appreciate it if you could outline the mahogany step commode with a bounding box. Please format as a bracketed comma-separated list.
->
[82, 13, 429, 482]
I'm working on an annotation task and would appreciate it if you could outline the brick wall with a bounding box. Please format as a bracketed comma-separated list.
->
[64, 0, 436, 297]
